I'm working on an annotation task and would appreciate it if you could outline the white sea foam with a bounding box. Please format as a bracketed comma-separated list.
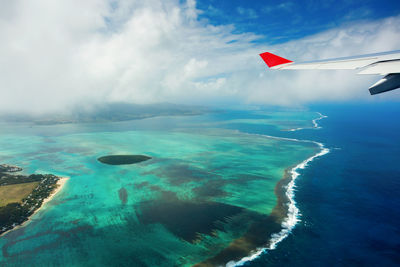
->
[287, 112, 328, 132]
[287, 127, 304, 132]
[312, 112, 328, 129]
[227, 113, 329, 267]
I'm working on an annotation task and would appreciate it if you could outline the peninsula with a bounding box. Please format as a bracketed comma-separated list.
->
[0, 164, 67, 236]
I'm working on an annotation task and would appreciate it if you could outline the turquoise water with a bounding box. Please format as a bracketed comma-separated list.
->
[0, 110, 320, 266]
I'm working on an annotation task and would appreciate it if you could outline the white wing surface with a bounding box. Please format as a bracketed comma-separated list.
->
[259, 50, 400, 95]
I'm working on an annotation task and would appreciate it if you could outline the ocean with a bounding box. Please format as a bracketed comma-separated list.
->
[248, 103, 400, 266]
[0, 103, 399, 266]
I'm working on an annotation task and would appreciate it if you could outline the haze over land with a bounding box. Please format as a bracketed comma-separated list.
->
[0, 102, 210, 124]
[0, 0, 400, 116]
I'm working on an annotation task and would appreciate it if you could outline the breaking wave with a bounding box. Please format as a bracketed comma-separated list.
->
[227, 113, 329, 267]
[287, 112, 328, 131]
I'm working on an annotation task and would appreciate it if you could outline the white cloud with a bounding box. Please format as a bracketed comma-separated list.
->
[0, 0, 399, 114]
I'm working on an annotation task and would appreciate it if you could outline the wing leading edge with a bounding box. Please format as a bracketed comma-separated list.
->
[259, 50, 400, 95]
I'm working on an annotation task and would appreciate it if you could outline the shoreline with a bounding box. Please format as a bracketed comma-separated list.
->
[0, 177, 69, 238]
[41, 177, 69, 208]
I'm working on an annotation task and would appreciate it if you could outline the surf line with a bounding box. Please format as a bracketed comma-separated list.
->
[287, 112, 328, 132]
[228, 114, 329, 267]
[313, 112, 328, 129]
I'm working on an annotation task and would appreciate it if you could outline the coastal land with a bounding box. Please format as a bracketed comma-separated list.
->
[0, 164, 68, 236]
[0, 102, 211, 125]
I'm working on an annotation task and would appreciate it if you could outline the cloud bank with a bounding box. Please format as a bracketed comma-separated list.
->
[0, 0, 399, 114]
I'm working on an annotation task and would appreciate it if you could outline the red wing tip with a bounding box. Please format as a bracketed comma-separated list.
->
[259, 52, 293, 68]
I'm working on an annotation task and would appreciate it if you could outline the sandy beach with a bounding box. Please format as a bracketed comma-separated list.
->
[41, 177, 69, 207]
[0, 177, 69, 237]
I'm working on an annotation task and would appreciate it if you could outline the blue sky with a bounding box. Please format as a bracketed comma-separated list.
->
[196, 0, 400, 43]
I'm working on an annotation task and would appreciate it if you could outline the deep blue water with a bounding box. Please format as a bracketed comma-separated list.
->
[241, 103, 400, 266]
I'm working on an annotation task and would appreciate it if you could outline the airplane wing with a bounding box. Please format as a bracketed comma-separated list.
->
[259, 50, 400, 95]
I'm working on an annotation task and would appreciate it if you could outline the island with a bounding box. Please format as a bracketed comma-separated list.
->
[0, 164, 68, 236]
[0, 164, 23, 173]
[97, 155, 151, 165]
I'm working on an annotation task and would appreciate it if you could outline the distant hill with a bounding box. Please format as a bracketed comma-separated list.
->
[0, 103, 213, 125]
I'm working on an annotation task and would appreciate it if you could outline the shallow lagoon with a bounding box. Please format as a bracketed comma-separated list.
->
[0, 109, 321, 266]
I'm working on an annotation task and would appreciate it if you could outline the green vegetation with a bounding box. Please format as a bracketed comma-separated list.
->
[98, 155, 151, 165]
[0, 173, 48, 186]
[0, 165, 60, 235]
[0, 182, 39, 206]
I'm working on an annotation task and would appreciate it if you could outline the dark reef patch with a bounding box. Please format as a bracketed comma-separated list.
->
[2, 225, 93, 258]
[143, 163, 220, 185]
[118, 187, 128, 205]
[97, 155, 151, 165]
[195, 167, 294, 266]
[137, 195, 244, 243]
[191, 179, 227, 199]
[134, 181, 149, 189]
[195, 214, 281, 266]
